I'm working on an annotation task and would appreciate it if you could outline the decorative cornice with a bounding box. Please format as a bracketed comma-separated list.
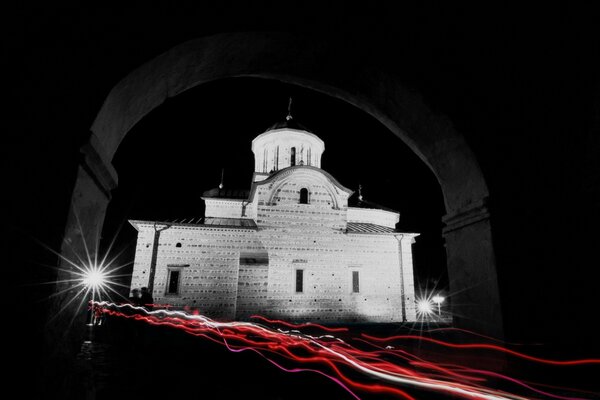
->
[346, 231, 419, 238]
[201, 197, 247, 202]
[129, 219, 257, 231]
[442, 198, 490, 235]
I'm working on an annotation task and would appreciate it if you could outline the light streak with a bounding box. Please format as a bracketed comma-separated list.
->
[250, 314, 349, 332]
[360, 334, 600, 367]
[93, 302, 599, 400]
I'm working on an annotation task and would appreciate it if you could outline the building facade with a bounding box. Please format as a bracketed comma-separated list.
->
[129, 116, 418, 323]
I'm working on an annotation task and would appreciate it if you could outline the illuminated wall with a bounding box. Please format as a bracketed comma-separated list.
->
[129, 125, 418, 322]
[251, 128, 325, 173]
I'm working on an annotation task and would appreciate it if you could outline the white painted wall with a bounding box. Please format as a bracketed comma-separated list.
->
[129, 126, 417, 323]
[347, 207, 400, 228]
[252, 129, 325, 172]
[203, 198, 247, 218]
[129, 212, 417, 323]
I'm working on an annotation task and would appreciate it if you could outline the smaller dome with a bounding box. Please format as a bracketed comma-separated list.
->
[252, 124, 325, 174]
[252, 99, 324, 175]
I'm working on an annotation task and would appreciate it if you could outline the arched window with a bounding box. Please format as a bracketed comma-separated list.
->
[291, 147, 296, 166]
[299, 188, 309, 204]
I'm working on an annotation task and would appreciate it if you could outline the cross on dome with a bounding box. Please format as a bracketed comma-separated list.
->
[286, 97, 293, 121]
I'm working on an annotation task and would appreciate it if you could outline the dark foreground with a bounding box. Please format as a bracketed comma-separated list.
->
[60, 314, 598, 400]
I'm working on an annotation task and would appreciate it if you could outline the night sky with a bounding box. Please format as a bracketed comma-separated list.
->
[5, 3, 600, 397]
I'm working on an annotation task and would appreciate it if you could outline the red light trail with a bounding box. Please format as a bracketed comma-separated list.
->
[361, 333, 600, 367]
[92, 301, 599, 400]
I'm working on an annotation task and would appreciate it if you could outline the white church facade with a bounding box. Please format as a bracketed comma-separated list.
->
[129, 113, 418, 323]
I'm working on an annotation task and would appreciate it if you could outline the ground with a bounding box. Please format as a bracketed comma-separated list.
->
[62, 311, 598, 400]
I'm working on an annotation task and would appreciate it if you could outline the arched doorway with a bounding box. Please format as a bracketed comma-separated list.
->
[60, 32, 502, 338]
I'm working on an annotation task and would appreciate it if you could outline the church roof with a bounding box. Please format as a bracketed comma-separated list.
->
[129, 217, 257, 230]
[265, 97, 313, 132]
[346, 222, 397, 234]
[265, 117, 313, 132]
[203, 217, 256, 228]
[202, 187, 250, 200]
[348, 196, 399, 213]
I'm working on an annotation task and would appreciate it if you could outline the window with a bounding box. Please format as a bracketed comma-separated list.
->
[167, 269, 181, 295]
[299, 188, 309, 204]
[352, 271, 360, 293]
[291, 147, 296, 166]
[295, 269, 304, 293]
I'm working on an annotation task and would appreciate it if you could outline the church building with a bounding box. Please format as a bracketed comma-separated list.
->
[129, 109, 418, 323]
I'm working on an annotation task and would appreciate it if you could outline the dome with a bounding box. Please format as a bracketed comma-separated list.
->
[251, 117, 325, 176]
[265, 117, 313, 133]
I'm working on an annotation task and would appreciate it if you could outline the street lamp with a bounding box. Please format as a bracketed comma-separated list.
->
[417, 299, 434, 316]
[432, 295, 445, 316]
[83, 269, 106, 289]
[82, 267, 106, 326]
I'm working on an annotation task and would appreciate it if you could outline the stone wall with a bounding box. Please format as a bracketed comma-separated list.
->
[203, 198, 246, 219]
[347, 207, 400, 228]
[130, 164, 416, 323]
[259, 225, 410, 323]
[131, 224, 255, 319]
[130, 219, 416, 322]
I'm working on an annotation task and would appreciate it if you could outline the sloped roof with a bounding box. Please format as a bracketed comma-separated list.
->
[202, 187, 250, 200]
[265, 117, 313, 133]
[202, 217, 256, 228]
[346, 222, 397, 234]
[129, 217, 257, 230]
[168, 217, 204, 224]
[347, 196, 399, 213]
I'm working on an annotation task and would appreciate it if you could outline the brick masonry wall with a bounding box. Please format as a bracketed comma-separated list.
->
[347, 207, 400, 228]
[129, 166, 416, 323]
[235, 260, 269, 319]
[131, 224, 415, 322]
[203, 199, 246, 219]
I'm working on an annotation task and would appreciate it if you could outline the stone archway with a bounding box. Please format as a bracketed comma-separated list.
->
[61, 32, 503, 338]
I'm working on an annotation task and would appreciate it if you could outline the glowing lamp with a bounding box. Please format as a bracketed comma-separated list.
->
[417, 299, 433, 315]
[432, 295, 445, 315]
[83, 268, 106, 288]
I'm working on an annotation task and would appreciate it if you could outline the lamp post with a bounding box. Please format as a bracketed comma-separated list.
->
[83, 268, 106, 326]
[432, 295, 445, 316]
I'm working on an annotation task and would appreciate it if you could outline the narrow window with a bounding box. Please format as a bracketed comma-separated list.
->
[263, 148, 268, 172]
[167, 269, 181, 294]
[352, 271, 360, 293]
[299, 188, 309, 204]
[295, 269, 304, 293]
[291, 147, 296, 166]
